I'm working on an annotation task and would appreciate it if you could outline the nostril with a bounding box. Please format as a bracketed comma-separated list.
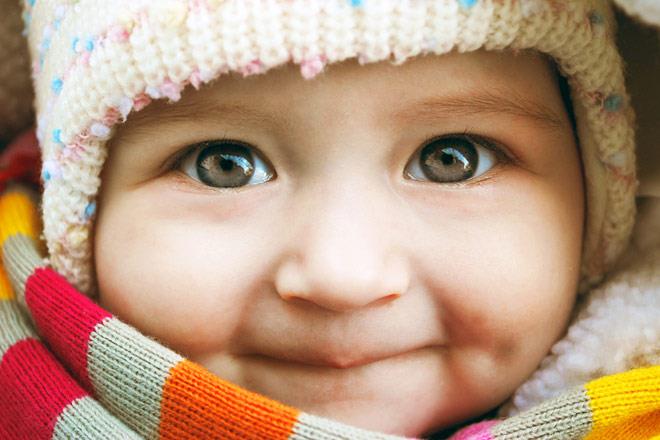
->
[370, 292, 401, 307]
[279, 292, 322, 309]
[384, 292, 401, 301]
[280, 291, 310, 305]
[280, 291, 297, 301]
[280, 290, 401, 310]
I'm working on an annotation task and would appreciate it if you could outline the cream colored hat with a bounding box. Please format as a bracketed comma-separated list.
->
[17, 0, 637, 295]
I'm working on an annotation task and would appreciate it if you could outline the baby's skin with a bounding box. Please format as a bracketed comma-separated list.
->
[95, 49, 583, 436]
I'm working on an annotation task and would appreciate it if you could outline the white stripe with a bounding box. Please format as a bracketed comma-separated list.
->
[53, 396, 142, 439]
[87, 317, 183, 438]
[0, 300, 37, 362]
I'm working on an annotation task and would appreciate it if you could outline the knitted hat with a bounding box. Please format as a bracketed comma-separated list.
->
[22, 0, 637, 295]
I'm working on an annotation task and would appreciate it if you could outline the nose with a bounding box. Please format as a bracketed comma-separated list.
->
[274, 177, 410, 313]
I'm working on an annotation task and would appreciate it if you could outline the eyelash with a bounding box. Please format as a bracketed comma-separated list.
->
[167, 131, 513, 190]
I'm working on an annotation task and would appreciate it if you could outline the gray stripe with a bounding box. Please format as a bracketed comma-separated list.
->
[2, 233, 46, 306]
[0, 300, 38, 362]
[290, 413, 406, 440]
[490, 387, 593, 440]
[87, 317, 183, 439]
[53, 396, 142, 439]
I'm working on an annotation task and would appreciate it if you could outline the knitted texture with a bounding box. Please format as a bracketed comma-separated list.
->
[22, 0, 637, 296]
[1, 182, 658, 439]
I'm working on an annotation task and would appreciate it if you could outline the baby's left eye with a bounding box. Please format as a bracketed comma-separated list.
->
[178, 140, 275, 188]
[404, 134, 500, 184]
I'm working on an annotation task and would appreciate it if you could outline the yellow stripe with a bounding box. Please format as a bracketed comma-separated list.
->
[585, 365, 660, 433]
[0, 261, 13, 300]
[0, 188, 40, 301]
[0, 189, 41, 245]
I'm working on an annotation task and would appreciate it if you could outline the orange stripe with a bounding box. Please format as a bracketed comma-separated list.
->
[159, 359, 299, 440]
[584, 409, 660, 440]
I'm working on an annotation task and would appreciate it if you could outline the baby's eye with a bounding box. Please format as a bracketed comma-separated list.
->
[404, 134, 500, 184]
[178, 140, 275, 188]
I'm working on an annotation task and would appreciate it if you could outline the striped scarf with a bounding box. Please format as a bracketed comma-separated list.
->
[0, 137, 659, 439]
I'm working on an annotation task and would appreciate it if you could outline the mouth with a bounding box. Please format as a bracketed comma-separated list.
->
[246, 345, 438, 370]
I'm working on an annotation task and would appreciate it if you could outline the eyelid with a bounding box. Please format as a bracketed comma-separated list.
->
[165, 136, 233, 173]
[459, 131, 515, 164]
[461, 133, 515, 186]
[160, 135, 244, 178]
[164, 148, 191, 175]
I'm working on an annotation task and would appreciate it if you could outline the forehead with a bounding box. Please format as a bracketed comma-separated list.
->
[115, 49, 567, 140]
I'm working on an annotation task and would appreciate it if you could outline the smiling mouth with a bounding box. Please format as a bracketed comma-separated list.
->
[246, 345, 438, 370]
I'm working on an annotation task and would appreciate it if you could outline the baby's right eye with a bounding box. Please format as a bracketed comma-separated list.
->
[177, 140, 275, 188]
[403, 134, 503, 185]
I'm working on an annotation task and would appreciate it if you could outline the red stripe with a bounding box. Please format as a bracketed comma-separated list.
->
[25, 267, 112, 393]
[0, 338, 88, 439]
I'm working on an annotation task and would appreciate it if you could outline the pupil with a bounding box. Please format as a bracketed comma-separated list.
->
[220, 158, 234, 171]
[196, 142, 255, 188]
[420, 137, 478, 183]
[441, 153, 455, 166]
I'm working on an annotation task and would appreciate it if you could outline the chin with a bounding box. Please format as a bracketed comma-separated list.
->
[295, 399, 439, 437]
[195, 348, 496, 437]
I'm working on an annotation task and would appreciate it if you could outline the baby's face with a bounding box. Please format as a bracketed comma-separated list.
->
[95, 50, 583, 436]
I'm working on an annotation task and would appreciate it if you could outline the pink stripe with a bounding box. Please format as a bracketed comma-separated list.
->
[448, 420, 499, 440]
[0, 338, 88, 439]
[25, 267, 112, 393]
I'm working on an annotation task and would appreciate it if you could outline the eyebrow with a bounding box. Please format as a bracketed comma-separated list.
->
[393, 88, 566, 131]
[123, 101, 290, 136]
[123, 86, 567, 138]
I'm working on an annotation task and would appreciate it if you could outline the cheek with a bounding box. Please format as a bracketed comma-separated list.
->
[411, 166, 583, 390]
[94, 191, 267, 356]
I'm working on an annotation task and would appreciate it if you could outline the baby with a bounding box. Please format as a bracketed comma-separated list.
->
[2, 0, 657, 439]
[95, 49, 582, 436]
